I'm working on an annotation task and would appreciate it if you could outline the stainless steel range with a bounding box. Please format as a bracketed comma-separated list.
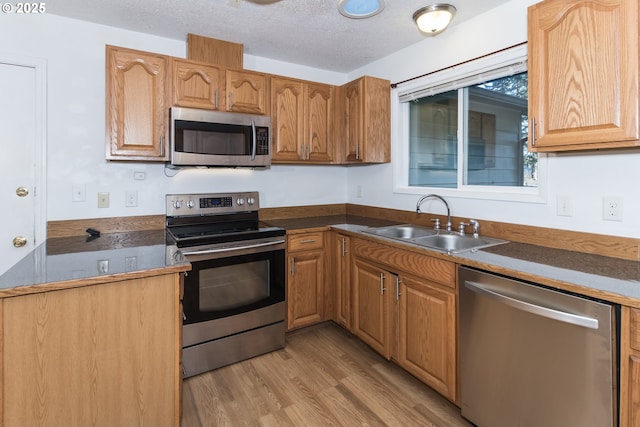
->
[166, 191, 286, 378]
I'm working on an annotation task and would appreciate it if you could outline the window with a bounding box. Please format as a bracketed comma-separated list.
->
[394, 45, 545, 202]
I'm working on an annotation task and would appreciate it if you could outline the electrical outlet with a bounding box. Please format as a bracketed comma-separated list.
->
[556, 195, 573, 217]
[97, 259, 109, 274]
[98, 192, 109, 208]
[603, 196, 623, 222]
[125, 191, 138, 207]
[356, 185, 363, 198]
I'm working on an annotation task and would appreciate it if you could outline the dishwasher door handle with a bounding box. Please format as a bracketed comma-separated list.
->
[464, 280, 599, 330]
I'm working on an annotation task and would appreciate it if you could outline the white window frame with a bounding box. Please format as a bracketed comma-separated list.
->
[392, 44, 547, 204]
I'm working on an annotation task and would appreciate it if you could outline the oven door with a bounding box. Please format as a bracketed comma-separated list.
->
[181, 238, 285, 325]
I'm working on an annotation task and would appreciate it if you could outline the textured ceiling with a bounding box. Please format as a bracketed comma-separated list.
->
[48, 0, 511, 73]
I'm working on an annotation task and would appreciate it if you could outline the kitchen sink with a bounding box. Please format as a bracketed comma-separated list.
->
[413, 233, 508, 254]
[362, 225, 508, 254]
[362, 224, 437, 240]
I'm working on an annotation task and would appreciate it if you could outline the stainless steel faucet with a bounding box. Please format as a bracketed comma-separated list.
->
[416, 194, 452, 232]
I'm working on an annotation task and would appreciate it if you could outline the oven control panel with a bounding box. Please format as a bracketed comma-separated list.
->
[166, 192, 259, 216]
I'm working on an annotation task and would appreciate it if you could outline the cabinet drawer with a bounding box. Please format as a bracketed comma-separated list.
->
[630, 308, 640, 352]
[353, 237, 455, 288]
[288, 232, 324, 252]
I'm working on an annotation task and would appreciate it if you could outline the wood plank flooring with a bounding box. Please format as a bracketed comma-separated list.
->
[181, 322, 472, 427]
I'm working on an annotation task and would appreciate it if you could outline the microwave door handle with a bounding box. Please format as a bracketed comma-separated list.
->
[251, 120, 257, 161]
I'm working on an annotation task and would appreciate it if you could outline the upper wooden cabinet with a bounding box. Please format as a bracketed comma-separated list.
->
[338, 76, 391, 163]
[105, 45, 170, 161]
[271, 76, 334, 163]
[172, 58, 223, 110]
[528, 0, 640, 151]
[225, 69, 269, 115]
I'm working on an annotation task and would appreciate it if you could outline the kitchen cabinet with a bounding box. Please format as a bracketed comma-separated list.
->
[352, 236, 457, 402]
[352, 257, 392, 357]
[620, 306, 640, 427]
[397, 272, 456, 401]
[172, 58, 223, 110]
[528, 0, 640, 151]
[287, 231, 325, 330]
[2, 273, 182, 427]
[225, 68, 269, 115]
[270, 76, 334, 163]
[334, 232, 352, 329]
[337, 75, 390, 163]
[106, 45, 170, 160]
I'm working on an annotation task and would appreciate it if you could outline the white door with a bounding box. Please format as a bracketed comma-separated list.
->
[0, 57, 46, 275]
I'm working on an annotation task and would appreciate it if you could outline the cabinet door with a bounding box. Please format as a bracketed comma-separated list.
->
[343, 78, 363, 162]
[106, 46, 169, 160]
[172, 58, 223, 110]
[335, 234, 351, 329]
[397, 274, 456, 401]
[3, 275, 180, 427]
[271, 77, 305, 162]
[362, 76, 391, 163]
[306, 82, 334, 162]
[287, 250, 324, 330]
[225, 69, 268, 115]
[352, 257, 390, 358]
[528, 0, 639, 151]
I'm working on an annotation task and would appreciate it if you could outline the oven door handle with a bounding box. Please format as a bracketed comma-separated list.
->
[180, 239, 285, 256]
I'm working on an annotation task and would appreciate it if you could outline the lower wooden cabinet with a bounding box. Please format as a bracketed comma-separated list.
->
[2, 273, 182, 427]
[397, 273, 456, 400]
[620, 306, 640, 427]
[334, 233, 352, 329]
[352, 257, 392, 358]
[351, 236, 457, 402]
[287, 232, 325, 330]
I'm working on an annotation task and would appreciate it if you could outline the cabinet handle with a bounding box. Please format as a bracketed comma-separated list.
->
[301, 144, 306, 160]
[160, 135, 165, 156]
[300, 239, 316, 244]
[355, 142, 360, 160]
[290, 257, 295, 276]
[380, 273, 386, 295]
[531, 117, 536, 146]
[341, 238, 347, 257]
[395, 276, 401, 302]
[306, 144, 311, 160]
[215, 90, 219, 109]
[229, 93, 233, 111]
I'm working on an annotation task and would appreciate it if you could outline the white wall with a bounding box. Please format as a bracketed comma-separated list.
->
[348, 0, 639, 239]
[0, 13, 347, 221]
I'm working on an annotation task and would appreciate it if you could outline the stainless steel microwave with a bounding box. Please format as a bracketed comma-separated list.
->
[169, 107, 272, 168]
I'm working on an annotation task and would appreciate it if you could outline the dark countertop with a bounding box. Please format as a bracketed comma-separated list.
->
[0, 230, 189, 297]
[3, 215, 638, 306]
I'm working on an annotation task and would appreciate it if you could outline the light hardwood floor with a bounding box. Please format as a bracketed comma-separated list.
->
[181, 322, 472, 427]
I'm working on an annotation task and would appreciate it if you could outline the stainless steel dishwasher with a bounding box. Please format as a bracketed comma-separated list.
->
[459, 266, 618, 427]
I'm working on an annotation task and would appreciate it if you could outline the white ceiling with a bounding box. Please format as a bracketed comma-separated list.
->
[48, 0, 512, 73]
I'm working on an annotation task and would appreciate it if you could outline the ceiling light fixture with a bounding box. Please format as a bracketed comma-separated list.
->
[338, 0, 385, 19]
[413, 3, 457, 35]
